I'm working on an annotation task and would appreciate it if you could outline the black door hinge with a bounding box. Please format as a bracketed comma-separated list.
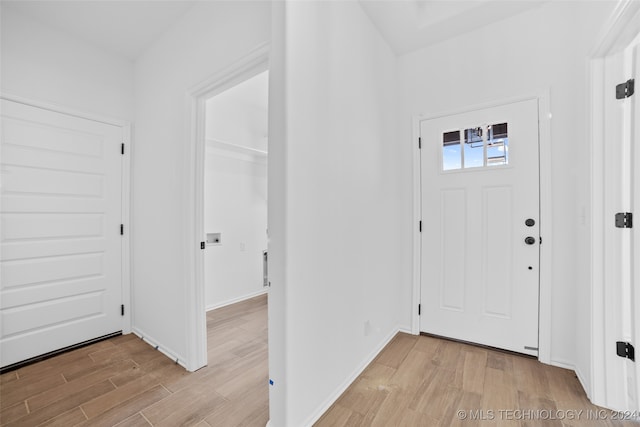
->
[418, 137, 422, 149]
[120, 224, 124, 235]
[616, 79, 635, 99]
[540, 236, 542, 245]
[201, 241, 205, 250]
[419, 221, 422, 232]
[121, 143, 125, 155]
[121, 304, 125, 316]
[616, 341, 635, 361]
[418, 304, 421, 316]
[615, 212, 633, 228]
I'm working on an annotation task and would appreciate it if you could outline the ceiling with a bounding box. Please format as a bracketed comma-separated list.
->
[1, 1, 196, 60]
[359, 0, 546, 55]
[2, 0, 546, 60]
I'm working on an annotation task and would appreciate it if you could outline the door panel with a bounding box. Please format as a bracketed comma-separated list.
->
[0, 99, 123, 368]
[420, 99, 540, 355]
[482, 186, 513, 318]
[440, 188, 466, 311]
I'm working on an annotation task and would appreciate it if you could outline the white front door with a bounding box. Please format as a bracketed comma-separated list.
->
[420, 99, 540, 356]
[1, 99, 124, 368]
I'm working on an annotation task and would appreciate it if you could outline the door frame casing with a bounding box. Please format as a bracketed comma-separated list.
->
[411, 92, 552, 364]
[183, 43, 269, 372]
[0, 92, 133, 335]
[589, 0, 640, 410]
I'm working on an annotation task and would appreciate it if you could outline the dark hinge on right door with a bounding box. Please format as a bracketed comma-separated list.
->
[121, 143, 125, 155]
[418, 304, 421, 316]
[616, 341, 635, 361]
[121, 305, 125, 316]
[615, 212, 633, 228]
[616, 79, 635, 99]
[418, 137, 422, 149]
[120, 224, 124, 235]
[419, 221, 422, 232]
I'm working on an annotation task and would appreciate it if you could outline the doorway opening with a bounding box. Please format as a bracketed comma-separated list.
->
[203, 71, 269, 313]
[184, 42, 269, 373]
[185, 45, 270, 422]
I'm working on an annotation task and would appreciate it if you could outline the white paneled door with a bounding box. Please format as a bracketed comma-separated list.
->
[420, 99, 540, 356]
[1, 99, 124, 368]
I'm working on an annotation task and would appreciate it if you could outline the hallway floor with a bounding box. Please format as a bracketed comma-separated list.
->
[4, 299, 638, 426]
[316, 333, 639, 426]
[0, 294, 268, 426]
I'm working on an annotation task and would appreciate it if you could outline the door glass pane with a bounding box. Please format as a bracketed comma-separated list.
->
[443, 130, 461, 171]
[487, 122, 508, 166]
[464, 127, 484, 169]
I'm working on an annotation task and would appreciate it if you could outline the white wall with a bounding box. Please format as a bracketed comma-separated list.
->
[205, 71, 269, 152]
[268, 2, 409, 425]
[204, 145, 267, 309]
[0, 6, 134, 120]
[398, 1, 616, 395]
[132, 1, 270, 365]
[204, 71, 269, 310]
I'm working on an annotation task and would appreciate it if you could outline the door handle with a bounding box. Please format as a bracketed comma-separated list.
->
[524, 236, 536, 245]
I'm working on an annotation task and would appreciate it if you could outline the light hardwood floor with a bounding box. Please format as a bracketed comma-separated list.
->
[316, 333, 640, 427]
[4, 302, 639, 427]
[0, 294, 269, 427]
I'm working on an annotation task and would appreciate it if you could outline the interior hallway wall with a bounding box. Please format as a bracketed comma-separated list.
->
[0, 6, 134, 120]
[204, 72, 269, 310]
[398, 1, 616, 397]
[132, 1, 270, 365]
[203, 146, 267, 309]
[268, 2, 410, 425]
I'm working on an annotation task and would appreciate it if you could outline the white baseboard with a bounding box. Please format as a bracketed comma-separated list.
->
[206, 289, 269, 312]
[301, 326, 402, 427]
[398, 326, 413, 334]
[574, 366, 591, 400]
[131, 327, 187, 370]
[549, 358, 576, 371]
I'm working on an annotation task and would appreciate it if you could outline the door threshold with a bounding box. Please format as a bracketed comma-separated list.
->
[419, 331, 538, 359]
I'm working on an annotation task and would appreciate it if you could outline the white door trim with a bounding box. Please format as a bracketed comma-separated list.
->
[184, 42, 270, 372]
[589, 0, 640, 409]
[0, 93, 133, 335]
[411, 92, 552, 364]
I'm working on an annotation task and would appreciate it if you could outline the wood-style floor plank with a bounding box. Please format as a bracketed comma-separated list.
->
[27, 359, 138, 412]
[140, 382, 227, 427]
[37, 407, 87, 427]
[0, 403, 27, 426]
[4, 380, 115, 426]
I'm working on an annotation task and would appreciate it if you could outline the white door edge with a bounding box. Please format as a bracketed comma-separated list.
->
[411, 92, 552, 365]
[589, 0, 640, 411]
